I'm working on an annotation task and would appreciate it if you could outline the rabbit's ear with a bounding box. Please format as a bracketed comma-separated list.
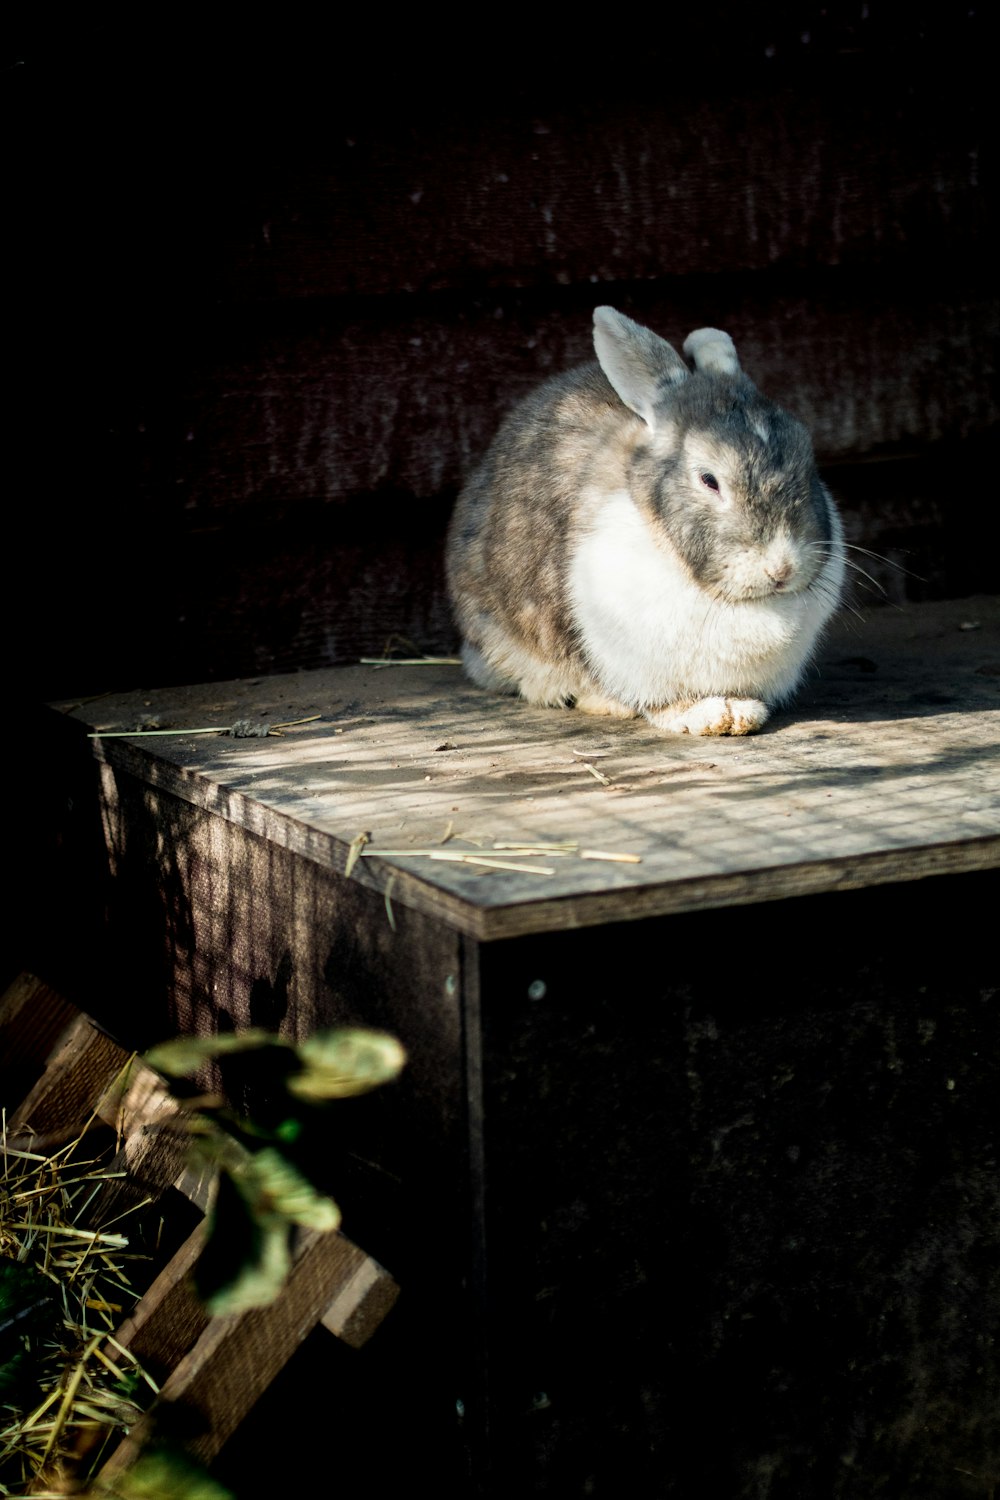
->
[682, 327, 741, 377]
[592, 307, 689, 429]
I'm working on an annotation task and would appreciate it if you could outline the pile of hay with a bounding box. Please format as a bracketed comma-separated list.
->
[0, 1112, 158, 1497]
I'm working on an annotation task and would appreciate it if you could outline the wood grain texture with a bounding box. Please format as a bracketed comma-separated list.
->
[5, 1009, 130, 1139]
[111, 286, 996, 512]
[319, 1250, 402, 1350]
[0, 975, 79, 1096]
[50, 596, 1000, 942]
[109, 1222, 209, 1380]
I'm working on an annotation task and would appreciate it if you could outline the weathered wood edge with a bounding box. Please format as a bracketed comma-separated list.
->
[70, 726, 1000, 941]
[474, 833, 1000, 939]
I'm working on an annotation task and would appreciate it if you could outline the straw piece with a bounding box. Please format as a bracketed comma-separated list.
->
[344, 830, 371, 878]
[360, 847, 554, 860]
[40, 1333, 100, 1461]
[87, 727, 226, 738]
[104, 1335, 161, 1395]
[463, 857, 556, 875]
[360, 848, 470, 860]
[359, 656, 461, 666]
[358, 842, 639, 872]
[492, 842, 578, 853]
[579, 849, 642, 864]
[87, 713, 323, 741]
[3, 1224, 129, 1246]
[580, 762, 612, 785]
[269, 715, 322, 730]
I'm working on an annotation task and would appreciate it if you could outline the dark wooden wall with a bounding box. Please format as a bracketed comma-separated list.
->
[10, 7, 998, 701]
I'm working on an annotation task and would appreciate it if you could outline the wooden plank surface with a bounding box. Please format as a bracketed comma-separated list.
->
[0, 974, 80, 1094]
[5, 1010, 130, 1143]
[50, 597, 1000, 941]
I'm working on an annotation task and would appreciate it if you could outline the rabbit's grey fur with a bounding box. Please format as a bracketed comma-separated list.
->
[446, 308, 845, 735]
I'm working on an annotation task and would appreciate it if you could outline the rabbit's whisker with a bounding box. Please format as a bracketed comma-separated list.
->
[810, 541, 899, 600]
[842, 543, 923, 581]
[844, 563, 887, 594]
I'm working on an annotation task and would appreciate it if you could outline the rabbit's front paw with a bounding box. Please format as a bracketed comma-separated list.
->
[646, 697, 770, 736]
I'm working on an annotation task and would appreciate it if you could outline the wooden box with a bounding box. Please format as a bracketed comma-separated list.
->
[12, 597, 1000, 1496]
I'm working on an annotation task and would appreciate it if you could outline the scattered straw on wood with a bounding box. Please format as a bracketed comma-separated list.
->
[359, 656, 461, 668]
[87, 714, 322, 741]
[357, 838, 640, 875]
[0, 1110, 158, 1494]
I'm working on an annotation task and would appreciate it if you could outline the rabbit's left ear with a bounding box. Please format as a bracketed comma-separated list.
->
[593, 307, 689, 429]
[682, 327, 742, 376]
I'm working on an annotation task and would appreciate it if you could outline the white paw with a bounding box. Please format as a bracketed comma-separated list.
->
[645, 697, 770, 736]
[726, 698, 770, 736]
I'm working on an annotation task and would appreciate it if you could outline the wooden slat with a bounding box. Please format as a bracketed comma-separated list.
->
[93, 1054, 179, 1135]
[0, 973, 79, 1076]
[5, 1010, 130, 1142]
[87, 1056, 220, 1222]
[319, 1249, 402, 1349]
[108, 1221, 209, 1378]
[100, 1228, 400, 1474]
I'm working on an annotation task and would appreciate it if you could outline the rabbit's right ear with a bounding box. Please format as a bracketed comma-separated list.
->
[592, 307, 689, 429]
[682, 327, 742, 376]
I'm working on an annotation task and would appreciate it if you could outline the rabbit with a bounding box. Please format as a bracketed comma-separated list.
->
[445, 307, 845, 735]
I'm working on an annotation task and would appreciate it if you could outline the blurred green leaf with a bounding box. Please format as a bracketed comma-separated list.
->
[145, 1030, 286, 1078]
[142, 1024, 401, 1318]
[235, 1146, 341, 1230]
[195, 1150, 340, 1315]
[239, 1148, 341, 1233]
[95, 1444, 234, 1498]
[287, 1028, 406, 1100]
[195, 1168, 291, 1316]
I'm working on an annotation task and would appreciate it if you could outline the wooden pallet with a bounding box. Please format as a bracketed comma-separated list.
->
[0, 972, 400, 1476]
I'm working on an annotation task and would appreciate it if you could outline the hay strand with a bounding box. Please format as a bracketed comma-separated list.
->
[0, 1112, 156, 1493]
[358, 838, 640, 872]
[359, 656, 461, 667]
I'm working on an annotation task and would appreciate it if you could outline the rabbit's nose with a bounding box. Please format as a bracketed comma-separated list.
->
[765, 559, 795, 589]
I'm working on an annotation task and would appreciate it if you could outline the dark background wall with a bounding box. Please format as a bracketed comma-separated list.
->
[9, 6, 998, 702]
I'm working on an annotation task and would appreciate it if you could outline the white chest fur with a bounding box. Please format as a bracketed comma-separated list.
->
[566, 490, 843, 708]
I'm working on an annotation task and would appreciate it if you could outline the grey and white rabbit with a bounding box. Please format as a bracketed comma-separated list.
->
[446, 307, 845, 735]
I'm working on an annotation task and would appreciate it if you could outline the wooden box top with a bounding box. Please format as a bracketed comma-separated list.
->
[50, 598, 1000, 941]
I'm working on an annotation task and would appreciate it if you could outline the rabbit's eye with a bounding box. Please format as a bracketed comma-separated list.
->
[700, 472, 720, 493]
